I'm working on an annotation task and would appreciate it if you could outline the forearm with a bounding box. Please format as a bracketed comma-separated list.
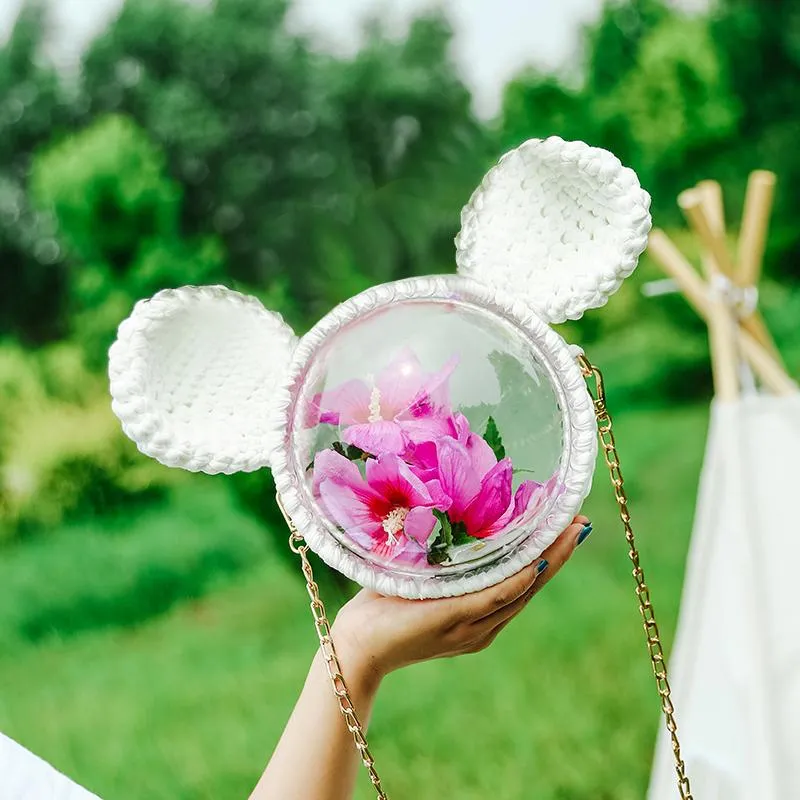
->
[250, 640, 382, 800]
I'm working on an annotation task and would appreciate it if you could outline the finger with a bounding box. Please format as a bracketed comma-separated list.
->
[472, 520, 585, 636]
[457, 560, 541, 622]
[454, 515, 590, 642]
[446, 515, 588, 625]
[471, 572, 541, 634]
[529, 518, 585, 596]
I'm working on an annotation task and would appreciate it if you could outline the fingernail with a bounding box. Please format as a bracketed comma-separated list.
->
[536, 559, 549, 575]
[576, 523, 593, 546]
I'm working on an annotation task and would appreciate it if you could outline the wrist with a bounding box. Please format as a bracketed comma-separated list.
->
[330, 621, 387, 695]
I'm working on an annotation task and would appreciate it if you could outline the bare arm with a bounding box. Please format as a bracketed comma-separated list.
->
[250, 515, 590, 800]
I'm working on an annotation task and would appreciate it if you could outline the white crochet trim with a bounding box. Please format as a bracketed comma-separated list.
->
[109, 285, 297, 475]
[456, 136, 652, 324]
[270, 275, 597, 599]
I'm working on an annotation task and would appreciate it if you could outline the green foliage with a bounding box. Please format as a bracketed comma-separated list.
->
[710, 0, 800, 279]
[29, 114, 224, 364]
[0, 341, 176, 540]
[0, 1, 74, 342]
[80, 0, 490, 326]
[0, 481, 269, 647]
[601, 16, 739, 181]
[483, 416, 506, 461]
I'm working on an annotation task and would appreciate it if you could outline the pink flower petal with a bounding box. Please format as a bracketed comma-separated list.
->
[304, 392, 324, 428]
[463, 458, 513, 537]
[465, 430, 497, 477]
[372, 535, 429, 566]
[312, 449, 364, 496]
[319, 379, 371, 425]
[420, 353, 459, 409]
[365, 453, 435, 508]
[318, 477, 381, 538]
[376, 348, 425, 417]
[404, 507, 437, 544]
[435, 437, 481, 519]
[423, 478, 452, 512]
[447, 412, 471, 442]
[398, 414, 453, 444]
[512, 479, 542, 517]
[403, 440, 438, 480]
[342, 421, 408, 455]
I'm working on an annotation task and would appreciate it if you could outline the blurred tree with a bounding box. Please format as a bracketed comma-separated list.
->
[711, 0, 800, 279]
[81, 0, 492, 326]
[29, 114, 224, 365]
[501, 0, 738, 219]
[81, 0, 337, 326]
[0, 1, 74, 342]
[597, 14, 739, 198]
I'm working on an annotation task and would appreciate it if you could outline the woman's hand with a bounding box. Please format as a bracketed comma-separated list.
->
[332, 514, 591, 684]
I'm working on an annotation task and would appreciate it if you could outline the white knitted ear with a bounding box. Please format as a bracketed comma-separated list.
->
[109, 285, 297, 475]
[456, 137, 651, 323]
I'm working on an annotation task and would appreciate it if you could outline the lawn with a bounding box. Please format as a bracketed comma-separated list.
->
[0, 404, 709, 800]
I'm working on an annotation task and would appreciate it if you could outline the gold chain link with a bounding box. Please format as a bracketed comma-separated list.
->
[278, 354, 693, 800]
[578, 354, 693, 800]
[277, 497, 389, 800]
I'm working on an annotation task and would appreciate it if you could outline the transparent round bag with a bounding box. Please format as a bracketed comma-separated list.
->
[109, 136, 650, 599]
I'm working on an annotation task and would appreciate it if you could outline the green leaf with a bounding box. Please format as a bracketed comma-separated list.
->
[432, 509, 453, 547]
[427, 509, 453, 565]
[483, 416, 506, 461]
[345, 444, 368, 461]
[426, 542, 451, 566]
[426, 512, 481, 564]
[329, 442, 372, 462]
[451, 520, 473, 546]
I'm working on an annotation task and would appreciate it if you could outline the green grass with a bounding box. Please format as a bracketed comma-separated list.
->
[0, 480, 270, 647]
[0, 404, 710, 800]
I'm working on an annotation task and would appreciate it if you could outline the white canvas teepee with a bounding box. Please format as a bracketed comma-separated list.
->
[647, 174, 800, 799]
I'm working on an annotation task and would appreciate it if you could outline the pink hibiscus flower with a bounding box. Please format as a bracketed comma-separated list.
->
[313, 349, 458, 455]
[426, 422, 556, 540]
[313, 449, 451, 564]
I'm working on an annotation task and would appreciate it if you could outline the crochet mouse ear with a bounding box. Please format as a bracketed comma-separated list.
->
[109, 285, 297, 475]
[456, 136, 651, 324]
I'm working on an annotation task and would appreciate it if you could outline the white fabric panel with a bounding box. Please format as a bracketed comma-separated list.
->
[648, 394, 800, 800]
[0, 733, 101, 800]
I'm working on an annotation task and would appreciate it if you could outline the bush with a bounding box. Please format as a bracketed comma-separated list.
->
[29, 114, 225, 366]
[0, 480, 270, 647]
[0, 341, 177, 540]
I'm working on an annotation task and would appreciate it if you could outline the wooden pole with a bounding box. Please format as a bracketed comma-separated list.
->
[647, 229, 797, 396]
[738, 170, 776, 287]
[735, 170, 784, 363]
[677, 189, 739, 400]
[696, 179, 726, 249]
[679, 187, 781, 358]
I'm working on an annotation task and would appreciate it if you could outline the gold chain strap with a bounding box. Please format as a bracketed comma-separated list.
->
[578, 354, 693, 800]
[278, 499, 389, 800]
[278, 354, 693, 800]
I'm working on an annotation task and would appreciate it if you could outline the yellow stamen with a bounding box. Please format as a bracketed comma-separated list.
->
[368, 385, 383, 423]
[382, 507, 409, 545]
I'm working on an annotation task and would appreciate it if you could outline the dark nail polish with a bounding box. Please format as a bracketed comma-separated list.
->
[576, 523, 593, 546]
[536, 559, 549, 575]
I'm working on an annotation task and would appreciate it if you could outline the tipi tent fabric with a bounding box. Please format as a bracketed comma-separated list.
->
[0, 732, 101, 799]
[648, 393, 800, 799]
